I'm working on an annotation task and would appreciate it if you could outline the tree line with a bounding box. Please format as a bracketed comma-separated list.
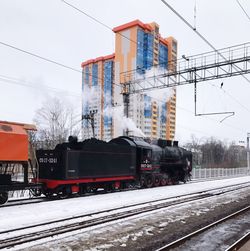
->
[184, 135, 247, 168]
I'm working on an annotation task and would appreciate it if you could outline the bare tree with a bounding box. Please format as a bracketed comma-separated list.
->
[33, 97, 81, 149]
[184, 135, 247, 169]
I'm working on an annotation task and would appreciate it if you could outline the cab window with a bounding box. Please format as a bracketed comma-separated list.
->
[142, 148, 152, 160]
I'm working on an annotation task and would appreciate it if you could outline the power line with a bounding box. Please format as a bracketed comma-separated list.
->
[0, 74, 81, 98]
[195, 65, 250, 115]
[209, 82, 250, 113]
[236, 0, 250, 22]
[61, 0, 169, 67]
[0, 41, 81, 73]
[160, 0, 250, 85]
[0, 40, 122, 89]
[146, 93, 246, 134]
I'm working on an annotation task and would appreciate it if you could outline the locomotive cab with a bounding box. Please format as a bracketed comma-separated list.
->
[127, 137, 153, 172]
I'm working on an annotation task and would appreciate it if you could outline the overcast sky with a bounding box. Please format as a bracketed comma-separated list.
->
[0, 0, 250, 144]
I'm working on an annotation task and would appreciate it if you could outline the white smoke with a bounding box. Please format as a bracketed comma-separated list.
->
[104, 104, 145, 137]
[82, 65, 174, 138]
[82, 84, 100, 109]
[138, 66, 174, 106]
[83, 84, 145, 137]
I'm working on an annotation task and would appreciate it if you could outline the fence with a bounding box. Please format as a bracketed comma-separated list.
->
[192, 167, 249, 180]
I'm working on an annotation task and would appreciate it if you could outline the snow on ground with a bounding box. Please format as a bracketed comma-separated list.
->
[0, 176, 250, 231]
[18, 182, 250, 251]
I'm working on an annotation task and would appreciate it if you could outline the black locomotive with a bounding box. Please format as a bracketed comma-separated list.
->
[36, 136, 192, 198]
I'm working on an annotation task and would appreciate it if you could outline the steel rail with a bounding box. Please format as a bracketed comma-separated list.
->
[156, 206, 250, 251]
[1, 176, 248, 208]
[0, 183, 250, 249]
[225, 232, 250, 251]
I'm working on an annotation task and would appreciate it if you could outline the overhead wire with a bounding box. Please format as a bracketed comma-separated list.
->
[195, 65, 250, 115]
[209, 82, 250, 113]
[0, 40, 123, 90]
[0, 41, 81, 74]
[236, 0, 250, 22]
[1, 1, 248, 139]
[63, 0, 250, 120]
[0, 74, 81, 98]
[63, 0, 248, 139]
[160, 0, 250, 85]
[61, 0, 169, 68]
[160, 0, 250, 123]
[146, 93, 246, 134]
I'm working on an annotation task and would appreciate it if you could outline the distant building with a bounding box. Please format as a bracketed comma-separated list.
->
[81, 20, 177, 141]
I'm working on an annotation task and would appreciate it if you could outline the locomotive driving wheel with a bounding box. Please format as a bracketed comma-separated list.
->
[140, 176, 146, 188]
[160, 177, 167, 186]
[161, 174, 170, 186]
[145, 175, 154, 188]
[154, 176, 161, 187]
[0, 191, 8, 205]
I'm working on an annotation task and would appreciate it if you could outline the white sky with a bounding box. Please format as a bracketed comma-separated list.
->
[0, 0, 250, 144]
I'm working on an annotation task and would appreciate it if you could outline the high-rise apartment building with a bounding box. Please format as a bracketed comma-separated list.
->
[81, 20, 177, 141]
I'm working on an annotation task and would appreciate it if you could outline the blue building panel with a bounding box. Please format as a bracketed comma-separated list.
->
[159, 43, 168, 69]
[104, 61, 113, 127]
[136, 29, 144, 73]
[144, 33, 153, 69]
[144, 95, 152, 118]
[137, 29, 154, 73]
[161, 102, 167, 123]
[92, 64, 98, 86]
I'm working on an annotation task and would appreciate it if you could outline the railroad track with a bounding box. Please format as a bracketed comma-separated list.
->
[0, 183, 250, 250]
[225, 232, 250, 251]
[1, 178, 250, 208]
[156, 205, 250, 251]
[2, 197, 46, 208]
[1, 188, 113, 208]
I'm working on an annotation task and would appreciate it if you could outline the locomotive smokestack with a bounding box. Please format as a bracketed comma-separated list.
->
[68, 136, 78, 143]
[166, 140, 172, 147]
[173, 141, 178, 147]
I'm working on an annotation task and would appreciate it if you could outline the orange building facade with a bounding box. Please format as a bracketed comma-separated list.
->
[81, 20, 177, 141]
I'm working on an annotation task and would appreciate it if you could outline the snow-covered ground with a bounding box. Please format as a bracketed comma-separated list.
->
[1, 176, 250, 232]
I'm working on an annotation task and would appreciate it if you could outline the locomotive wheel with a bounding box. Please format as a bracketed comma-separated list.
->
[57, 193, 67, 199]
[85, 186, 92, 193]
[44, 191, 55, 199]
[92, 187, 98, 193]
[57, 189, 69, 199]
[140, 177, 146, 188]
[154, 176, 160, 187]
[146, 175, 154, 188]
[0, 192, 8, 205]
[160, 177, 167, 186]
[30, 188, 42, 197]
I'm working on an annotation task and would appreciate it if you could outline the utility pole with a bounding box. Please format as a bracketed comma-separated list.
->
[82, 110, 98, 138]
[122, 83, 130, 136]
[247, 133, 250, 174]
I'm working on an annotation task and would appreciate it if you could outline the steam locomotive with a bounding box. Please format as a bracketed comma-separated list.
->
[0, 120, 192, 204]
[36, 136, 192, 198]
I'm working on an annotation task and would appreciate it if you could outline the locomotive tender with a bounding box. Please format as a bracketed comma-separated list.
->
[0, 120, 192, 204]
